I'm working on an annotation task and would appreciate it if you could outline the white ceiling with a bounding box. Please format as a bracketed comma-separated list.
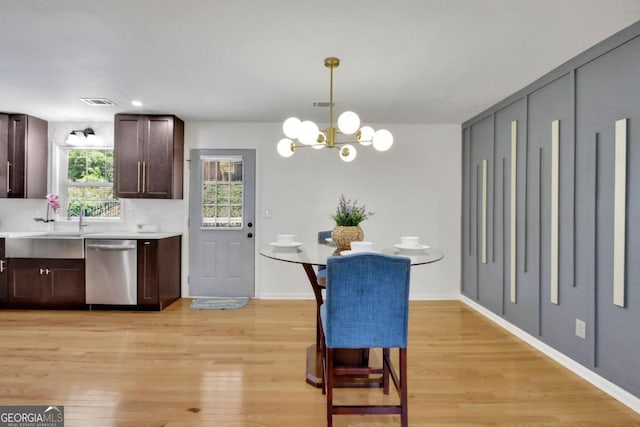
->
[1, 0, 639, 124]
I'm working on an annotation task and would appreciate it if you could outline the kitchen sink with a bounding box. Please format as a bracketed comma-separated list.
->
[38, 231, 86, 238]
[5, 235, 85, 258]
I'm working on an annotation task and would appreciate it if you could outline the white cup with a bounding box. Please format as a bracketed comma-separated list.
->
[400, 236, 420, 247]
[276, 234, 295, 244]
[350, 241, 374, 252]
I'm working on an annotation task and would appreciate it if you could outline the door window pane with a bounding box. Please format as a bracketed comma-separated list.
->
[201, 157, 244, 228]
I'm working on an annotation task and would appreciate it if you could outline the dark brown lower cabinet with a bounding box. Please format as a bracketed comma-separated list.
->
[137, 236, 181, 310]
[6, 259, 85, 308]
[0, 239, 6, 304]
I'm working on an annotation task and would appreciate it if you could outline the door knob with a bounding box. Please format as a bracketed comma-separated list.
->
[247, 233, 253, 238]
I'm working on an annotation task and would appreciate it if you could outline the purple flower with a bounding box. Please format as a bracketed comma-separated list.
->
[331, 195, 374, 226]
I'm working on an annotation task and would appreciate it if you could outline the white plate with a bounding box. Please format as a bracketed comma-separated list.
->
[340, 250, 379, 255]
[393, 243, 430, 252]
[269, 241, 302, 248]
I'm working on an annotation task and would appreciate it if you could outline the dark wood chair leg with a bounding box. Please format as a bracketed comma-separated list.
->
[400, 348, 408, 427]
[326, 348, 334, 427]
[382, 347, 390, 394]
[320, 318, 326, 395]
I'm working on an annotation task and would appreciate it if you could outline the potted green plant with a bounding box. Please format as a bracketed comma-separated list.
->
[331, 195, 373, 250]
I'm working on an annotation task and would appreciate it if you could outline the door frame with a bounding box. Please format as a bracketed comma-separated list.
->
[188, 148, 256, 297]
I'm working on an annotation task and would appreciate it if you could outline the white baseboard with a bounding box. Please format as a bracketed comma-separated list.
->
[256, 293, 315, 300]
[255, 293, 459, 300]
[459, 295, 640, 414]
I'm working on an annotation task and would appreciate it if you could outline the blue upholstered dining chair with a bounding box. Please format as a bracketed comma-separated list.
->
[320, 252, 411, 427]
[316, 230, 332, 285]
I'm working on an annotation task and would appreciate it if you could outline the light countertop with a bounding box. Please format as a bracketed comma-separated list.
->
[0, 231, 182, 239]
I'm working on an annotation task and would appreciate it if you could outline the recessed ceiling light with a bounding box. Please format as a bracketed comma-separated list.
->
[131, 100, 143, 107]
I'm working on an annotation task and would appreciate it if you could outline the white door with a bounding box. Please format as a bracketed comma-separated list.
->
[188, 149, 255, 297]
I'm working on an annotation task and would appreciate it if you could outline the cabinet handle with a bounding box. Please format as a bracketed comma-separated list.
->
[0, 260, 5, 273]
[142, 161, 146, 193]
[6, 162, 11, 193]
[39, 268, 51, 275]
[137, 161, 141, 193]
[39, 268, 45, 275]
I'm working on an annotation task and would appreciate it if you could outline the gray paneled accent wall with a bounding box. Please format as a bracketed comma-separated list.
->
[461, 21, 640, 398]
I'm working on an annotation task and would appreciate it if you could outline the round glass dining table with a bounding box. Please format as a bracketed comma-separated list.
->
[259, 242, 443, 268]
[259, 242, 444, 388]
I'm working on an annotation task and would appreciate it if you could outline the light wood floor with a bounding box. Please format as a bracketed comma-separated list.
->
[0, 299, 638, 427]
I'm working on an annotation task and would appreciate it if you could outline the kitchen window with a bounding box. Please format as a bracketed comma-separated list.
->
[59, 148, 120, 220]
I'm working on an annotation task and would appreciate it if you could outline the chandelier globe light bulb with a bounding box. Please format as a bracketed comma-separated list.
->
[357, 126, 375, 146]
[372, 129, 394, 152]
[337, 111, 360, 135]
[340, 144, 357, 162]
[283, 117, 301, 139]
[277, 138, 295, 157]
[298, 120, 320, 145]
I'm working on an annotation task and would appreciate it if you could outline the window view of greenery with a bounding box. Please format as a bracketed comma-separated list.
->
[67, 149, 120, 219]
[201, 159, 243, 228]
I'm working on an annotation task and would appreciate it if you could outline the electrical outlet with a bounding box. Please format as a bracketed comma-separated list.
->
[575, 319, 586, 339]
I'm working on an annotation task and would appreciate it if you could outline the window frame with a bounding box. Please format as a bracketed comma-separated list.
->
[200, 156, 245, 230]
[53, 144, 122, 222]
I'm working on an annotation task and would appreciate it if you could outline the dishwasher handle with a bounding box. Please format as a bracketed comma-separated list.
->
[86, 244, 137, 251]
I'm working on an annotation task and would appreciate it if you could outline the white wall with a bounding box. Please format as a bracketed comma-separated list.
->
[185, 122, 461, 299]
[0, 120, 461, 300]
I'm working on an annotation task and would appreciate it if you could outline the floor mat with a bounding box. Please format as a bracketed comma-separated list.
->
[189, 297, 250, 310]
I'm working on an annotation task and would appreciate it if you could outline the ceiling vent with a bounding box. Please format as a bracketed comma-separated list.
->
[313, 101, 334, 107]
[79, 98, 117, 106]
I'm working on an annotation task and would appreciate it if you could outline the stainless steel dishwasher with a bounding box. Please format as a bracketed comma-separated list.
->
[85, 239, 137, 305]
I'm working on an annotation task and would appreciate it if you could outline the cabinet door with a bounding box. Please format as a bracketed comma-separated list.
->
[4, 114, 47, 199]
[7, 259, 85, 308]
[143, 116, 174, 198]
[0, 114, 8, 198]
[7, 115, 27, 198]
[114, 115, 144, 198]
[23, 115, 48, 199]
[7, 259, 42, 304]
[45, 259, 85, 306]
[138, 240, 159, 305]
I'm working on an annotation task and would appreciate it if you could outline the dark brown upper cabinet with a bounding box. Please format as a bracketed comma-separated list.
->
[0, 113, 48, 199]
[114, 114, 184, 199]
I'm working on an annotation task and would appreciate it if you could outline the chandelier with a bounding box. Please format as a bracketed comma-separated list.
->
[277, 57, 393, 162]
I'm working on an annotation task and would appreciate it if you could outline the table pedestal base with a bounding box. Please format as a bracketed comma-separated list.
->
[305, 344, 383, 389]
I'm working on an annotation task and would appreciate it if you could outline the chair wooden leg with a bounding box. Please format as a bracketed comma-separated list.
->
[320, 324, 326, 395]
[321, 352, 326, 396]
[382, 347, 390, 394]
[326, 348, 334, 427]
[400, 348, 408, 427]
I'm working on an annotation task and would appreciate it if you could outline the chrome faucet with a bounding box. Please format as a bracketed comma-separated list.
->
[68, 200, 88, 232]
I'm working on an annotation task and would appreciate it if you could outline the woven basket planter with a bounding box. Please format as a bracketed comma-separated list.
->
[332, 225, 364, 251]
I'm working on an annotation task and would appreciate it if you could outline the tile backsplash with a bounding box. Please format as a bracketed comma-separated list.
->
[0, 198, 185, 234]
